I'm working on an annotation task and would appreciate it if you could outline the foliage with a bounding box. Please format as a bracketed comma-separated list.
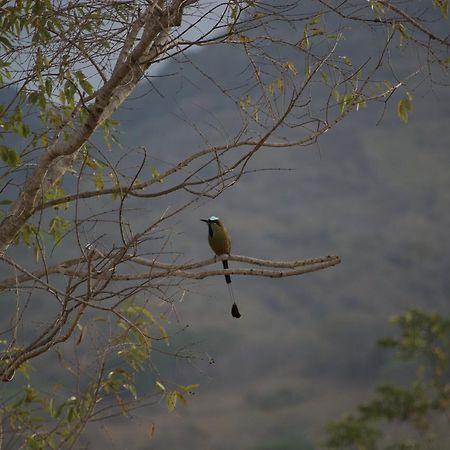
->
[0, 298, 198, 447]
[324, 309, 450, 450]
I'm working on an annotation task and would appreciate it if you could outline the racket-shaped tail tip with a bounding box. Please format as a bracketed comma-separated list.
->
[231, 302, 241, 318]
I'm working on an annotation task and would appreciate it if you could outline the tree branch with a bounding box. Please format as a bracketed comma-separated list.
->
[0, 253, 341, 289]
[0, 0, 197, 253]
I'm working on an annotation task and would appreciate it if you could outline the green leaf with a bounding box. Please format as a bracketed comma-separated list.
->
[180, 383, 200, 393]
[238, 34, 251, 44]
[43, 183, 69, 209]
[166, 390, 178, 412]
[158, 323, 169, 346]
[300, 25, 310, 50]
[75, 70, 94, 96]
[238, 95, 251, 110]
[0, 145, 21, 167]
[24, 384, 38, 403]
[368, 0, 385, 17]
[18, 122, 30, 137]
[397, 92, 413, 123]
[305, 63, 311, 77]
[48, 216, 71, 244]
[276, 77, 284, 92]
[35, 46, 43, 72]
[48, 397, 56, 418]
[397, 23, 409, 46]
[332, 88, 340, 102]
[85, 157, 98, 169]
[28, 91, 40, 105]
[16, 223, 39, 246]
[341, 55, 352, 66]
[151, 166, 163, 182]
[93, 171, 104, 191]
[63, 80, 76, 105]
[45, 77, 52, 96]
[26, 435, 45, 450]
[123, 383, 138, 400]
[53, 401, 67, 419]
[433, 0, 449, 17]
[175, 391, 187, 407]
[17, 361, 33, 380]
[340, 93, 354, 114]
[0, 35, 12, 49]
[33, 244, 42, 262]
[309, 14, 322, 25]
[283, 61, 298, 75]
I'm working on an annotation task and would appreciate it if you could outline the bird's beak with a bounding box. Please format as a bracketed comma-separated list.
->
[200, 219, 208, 223]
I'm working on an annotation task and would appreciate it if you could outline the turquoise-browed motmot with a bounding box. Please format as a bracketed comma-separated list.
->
[201, 216, 241, 318]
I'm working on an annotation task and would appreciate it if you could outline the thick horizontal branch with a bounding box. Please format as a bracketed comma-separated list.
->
[0, 254, 340, 289]
[131, 253, 340, 271]
[73, 255, 341, 281]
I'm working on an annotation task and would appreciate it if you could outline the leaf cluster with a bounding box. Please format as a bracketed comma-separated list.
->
[324, 309, 450, 450]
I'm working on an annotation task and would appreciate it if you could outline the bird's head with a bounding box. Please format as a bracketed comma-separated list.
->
[201, 215, 221, 225]
[201, 216, 224, 236]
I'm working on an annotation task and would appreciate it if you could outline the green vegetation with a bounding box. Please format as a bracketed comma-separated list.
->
[325, 310, 450, 450]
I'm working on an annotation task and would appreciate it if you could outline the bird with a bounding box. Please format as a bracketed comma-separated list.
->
[201, 216, 241, 318]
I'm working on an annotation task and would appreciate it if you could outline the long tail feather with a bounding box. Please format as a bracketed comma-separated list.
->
[222, 259, 241, 318]
[222, 260, 231, 284]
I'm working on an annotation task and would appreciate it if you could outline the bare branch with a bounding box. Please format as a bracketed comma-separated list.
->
[0, 253, 340, 289]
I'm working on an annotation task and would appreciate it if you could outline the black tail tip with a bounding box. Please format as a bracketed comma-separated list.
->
[231, 302, 241, 318]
